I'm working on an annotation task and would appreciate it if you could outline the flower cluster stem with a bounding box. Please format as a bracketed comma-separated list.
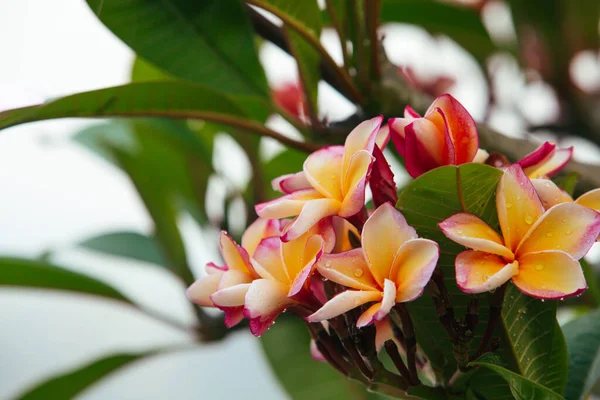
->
[473, 284, 507, 360]
[394, 304, 421, 385]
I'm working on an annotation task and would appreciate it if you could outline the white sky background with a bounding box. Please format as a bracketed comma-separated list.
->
[1, 0, 600, 399]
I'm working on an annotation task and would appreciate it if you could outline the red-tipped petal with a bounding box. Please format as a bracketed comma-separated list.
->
[272, 171, 312, 194]
[455, 251, 518, 294]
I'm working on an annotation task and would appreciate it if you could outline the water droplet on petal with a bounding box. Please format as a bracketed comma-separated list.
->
[506, 202, 512, 209]
[324, 261, 332, 268]
[457, 229, 463, 234]
[565, 230, 573, 236]
[353, 268, 364, 278]
[516, 195, 522, 201]
[535, 265, 544, 271]
[525, 214, 533, 225]
[545, 232, 553, 238]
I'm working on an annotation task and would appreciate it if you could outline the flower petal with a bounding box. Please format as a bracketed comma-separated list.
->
[255, 188, 322, 219]
[516, 202, 600, 259]
[455, 251, 518, 294]
[473, 148, 489, 164]
[317, 249, 379, 291]
[272, 171, 312, 194]
[576, 188, 600, 212]
[374, 318, 395, 352]
[244, 279, 295, 336]
[439, 213, 513, 259]
[221, 306, 245, 328]
[186, 271, 225, 307]
[392, 239, 439, 302]
[304, 146, 344, 200]
[332, 216, 360, 253]
[356, 280, 395, 327]
[251, 237, 288, 282]
[288, 235, 324, 297]
[375, 124, 391, 150]
[281, 198, 341, 242]
[527, 147, 573, 178]
[362, 203, 418, 286]
[531, 179, 573, 209]
[342, 116, 383, 175]
[512, 251, 587, 299]
[426, 94, 478, 164]
[218, 269, 253, 289]
[310, 339, 328, 363]
[388, 117, 410, 157]
[307, 290, 382, 323]
[220, 232, 253, 276]
[340, 150, 373, 217]
[241, 218, 282, 257]
[516, 141, 556, 170]
[496, 164, 544, 252]
[210, 283, 252, 307]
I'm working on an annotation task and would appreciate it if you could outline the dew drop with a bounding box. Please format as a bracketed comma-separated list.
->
[525, 214, 533, 225]
[516, 195, 521, 201]
[324, 261, 332, 268]
[457, 229, 463, 234]
[565, 230, 573, 236]
[353, 268, 364, 278]
[562, 218, 567, 223]
[545, 232, 553, 238]
[506, 202, 513, 209]
[535, 265, 544, 271]
[541, 299, 545, 302]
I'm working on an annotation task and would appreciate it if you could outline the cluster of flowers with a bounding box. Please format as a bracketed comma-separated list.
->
[187, 94, 600, 342]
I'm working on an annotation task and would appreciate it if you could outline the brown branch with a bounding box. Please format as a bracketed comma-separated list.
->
[384, 340, 411, 389]
[473, 284, 507, 360]
[393, 304, 420, 385]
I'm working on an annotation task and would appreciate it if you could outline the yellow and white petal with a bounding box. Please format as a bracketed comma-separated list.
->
[513, 251, 586, 299]
[332, 216, 360, 253]
[340, 150, 374, 217]
[244, 279, 296, 336]
[392, 239, 439, 303]
[531, 179, 573, 209]
[218, 269, 253, 290]
[342, 116, 383, 175]
[577, 188, 600, 212]
[272, 171, 312, 194]
[210, 283, 252, 307]
[304, 146, 345, 200]
[307, 290, 382, 323]
[186, 272, 225, 307]
[439, 213, 513, 259]
[287, 235, 325, 297]
[526, 147, 573, 178]
[251, 237, 288, 282]
[473, 149, 489, 164]
[316, 249, 379, 291]
[455, 251, 518, 294]
[356, 280, 396, 327]
[362, 203, 418, 286]
[241, 218, 282, 257]
[516, 202, 600, 259]
[281, 198, 341, 242]
[496, 165, 544, 252]
[255, 188, 322, 219]
[220, 232, 253, 275]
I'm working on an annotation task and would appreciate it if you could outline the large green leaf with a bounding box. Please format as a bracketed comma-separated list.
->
[252, 0, 322, 38]
[563, 308, 600, 400]
[0, 82, 252, 131]
[17, 351, 156, 400]
[380, 0, 496, 63]
[0, 257, 132, 304]
[86, 0, 268, 98]
[78, 231, 168, 268]
[396, 164, 565, 391]
[260, 317, 388, 400]
[470, 354, 563, 400]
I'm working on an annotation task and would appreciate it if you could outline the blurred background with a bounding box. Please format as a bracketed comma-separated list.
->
[1, 0, 600, 399]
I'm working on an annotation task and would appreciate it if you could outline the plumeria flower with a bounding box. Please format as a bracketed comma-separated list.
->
[272, 81, 308, 122]
[256, 116, 384, 242]
[439, 164, 600, 299]
[388, 94, 479, 178]
[186, 218, 281, 327]
[307, 203, 439, 327]
[532, 178, 600, 212]
[515, 141, 573, 179]
[244, 219, 336, 336]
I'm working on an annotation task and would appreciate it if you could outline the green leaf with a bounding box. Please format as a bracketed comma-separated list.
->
[252, 0, 322, 38]
[0, 257, 132, 304]
[380, 0, 496, 63]
[131, 57, 175, 82]
[17, 352, 154, 400]
[0, 82, 251, 131]
[86, 0, 268, 98]
[78, 231, 168, 267]
[469, 354, 564, 400]
[563, 308, 600, 400]
[396, 164, 565, 392]
[260, 317, 388, 400]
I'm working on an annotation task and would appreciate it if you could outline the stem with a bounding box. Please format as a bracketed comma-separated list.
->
[364, 0, 381, 81]
[247, 1, 362, 104]
[324, 0, 349, 67]
[394, 304, 420, 385]
[473, 284, 507, 360]
[384, 340, 411, 388]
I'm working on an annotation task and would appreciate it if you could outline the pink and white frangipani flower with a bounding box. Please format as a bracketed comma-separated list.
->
[532, 178, 600, 212]
[388, 94, 479, 178]
[439, 164, 600, 299]
[186, 218, 281, 327]
[255, 116, 384, 242]
[515, 141, 573, 179]
[243, 220, 336, 336]
[307, 203, 439, 327]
